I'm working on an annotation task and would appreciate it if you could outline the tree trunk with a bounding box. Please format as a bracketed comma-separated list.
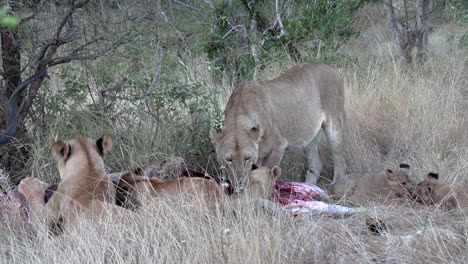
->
[384, 0, 413, 65]
[1, 27, 21, 100]
[416, 0, 434, 64]
[0, 26, 30, 184]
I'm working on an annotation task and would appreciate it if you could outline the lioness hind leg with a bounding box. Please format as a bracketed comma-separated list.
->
[304, 133, 322, 185]
[323, 115, 346, 193]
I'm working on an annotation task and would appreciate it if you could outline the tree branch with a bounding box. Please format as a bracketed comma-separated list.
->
[0, 67, 48, 146]
[264, 0, 288, 40]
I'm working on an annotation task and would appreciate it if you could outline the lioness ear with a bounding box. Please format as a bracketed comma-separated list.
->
[248, 123, 263, 142]
[210, 128, 223, 146]
[52, 140, 71, 162]
[96, 135, 112, 156]
[427, 172, 439, 180]
[270, 166, 282, 179]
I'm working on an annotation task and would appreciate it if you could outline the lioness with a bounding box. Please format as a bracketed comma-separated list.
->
[115, 168, 223, 210]
[18, 135, 130, 235]
[333, 164, 415, 203]
[413, 172, 468, 210]
[116, 165, 283, 214]
[211, 63, 346, 189]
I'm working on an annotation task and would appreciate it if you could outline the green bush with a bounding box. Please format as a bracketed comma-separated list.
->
[201, 0, 366, 81]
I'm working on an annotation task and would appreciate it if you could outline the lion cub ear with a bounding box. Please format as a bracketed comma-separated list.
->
[427, 172, 439, 180]
[385, 168, 398, 184]
[96, 135, 113, 156]
[270, 166, 282, 179]
[133, 167, 146, 176]
[399, 163, 410, 170]
[52, 140, 71, 162]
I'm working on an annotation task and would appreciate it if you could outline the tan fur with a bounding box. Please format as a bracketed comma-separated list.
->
[413, 173, 468, 210]
[365, 218, 464, 255]
[18, 135, 130, 235]
[333, 164, 415, 203]
[116, 171, 223, 209]
[211, 63, 346, 188]
[117, 166, 282, 213]
[229, 166, 284, 216]
[237, 166, 281, 200]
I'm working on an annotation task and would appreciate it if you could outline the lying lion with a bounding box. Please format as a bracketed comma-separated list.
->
[116, 164, 283, 214]
[115, 168, 223, 210]
[413, 172, 468, 210]
[332, 164, 415, 203]
[365, 217, 464, 261]
[18, 135, 131, 235]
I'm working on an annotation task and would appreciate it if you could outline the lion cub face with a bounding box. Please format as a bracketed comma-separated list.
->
[52, 135, 113, 179]
[243, 165, 281, 199]
[384, 164, 415, 198]
[413, 172, 443, 205]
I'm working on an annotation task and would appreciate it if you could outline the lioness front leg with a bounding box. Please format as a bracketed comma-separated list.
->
[18, 177, 49, 225]
[262, 147, 285, 169]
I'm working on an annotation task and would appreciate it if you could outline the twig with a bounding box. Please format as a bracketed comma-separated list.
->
[264, 0, 288, 40]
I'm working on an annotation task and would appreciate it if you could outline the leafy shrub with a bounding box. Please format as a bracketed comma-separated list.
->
[443, 1, 468, 49]
[201, 0, 366, 81]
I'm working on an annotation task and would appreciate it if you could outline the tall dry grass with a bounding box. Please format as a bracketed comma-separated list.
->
[1, 6, 468, 263]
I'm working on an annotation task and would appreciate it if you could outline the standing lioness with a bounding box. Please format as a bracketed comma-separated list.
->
[211, 63, 345, 188]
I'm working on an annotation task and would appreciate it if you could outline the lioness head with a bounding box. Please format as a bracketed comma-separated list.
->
[210, 122, 263, 186]
[115, 168, 148, 210]
[52, 135, 112, 179]
[243, 165, 281, 199]
[384, 163, 415, 198]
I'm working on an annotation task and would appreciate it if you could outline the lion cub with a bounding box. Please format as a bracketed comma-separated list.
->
[237, 165, 281, 200]
[333, 164, 415, 203]
[19, 135, 129, 235]
[413, 172, 468, 210]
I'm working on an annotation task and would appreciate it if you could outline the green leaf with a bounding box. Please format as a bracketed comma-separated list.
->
[1, 16, 20, 27]
[0, 5, 10, 17]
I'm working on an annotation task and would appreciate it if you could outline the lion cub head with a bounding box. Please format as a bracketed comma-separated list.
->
[242, 165, 282, 199]
[412, 172, 456, 208]
[52, 135, 113, 180]
[383, 163, 415, 198]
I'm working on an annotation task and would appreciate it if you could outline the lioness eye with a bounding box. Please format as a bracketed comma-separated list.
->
[226, 158, 232, 163]
[245, 156, 251, 161]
